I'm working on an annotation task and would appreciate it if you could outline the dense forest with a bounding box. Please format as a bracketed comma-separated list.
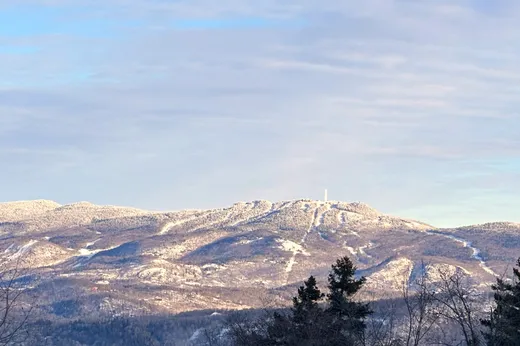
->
[1, 255, 520, 345]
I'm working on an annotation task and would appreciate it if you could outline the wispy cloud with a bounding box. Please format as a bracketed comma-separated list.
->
[1, 0, 520, 226]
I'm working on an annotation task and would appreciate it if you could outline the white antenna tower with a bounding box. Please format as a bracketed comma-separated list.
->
[324, 189, 328, 202]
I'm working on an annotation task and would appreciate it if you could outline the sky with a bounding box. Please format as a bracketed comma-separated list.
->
[1, 0, 520, 227]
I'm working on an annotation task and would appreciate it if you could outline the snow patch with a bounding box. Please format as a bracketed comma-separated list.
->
[276, 239, 309, 255]
[345, 246, 357, 257]
[4, 244, 14, 253]
[189, 328, 203, 342]
[77, 244, 119, 258]
[344, 242, 373, 258]
[367, 257, 414, 291]
[202, 263, 227, 270]
[158, 216, 200, 235]
[237, 237, 262, 245]
[9, 240, 38, 259]
[85, 239, 100, 248]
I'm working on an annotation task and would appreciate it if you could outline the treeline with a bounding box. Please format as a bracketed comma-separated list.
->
[3, 255, 520, 345]
[200, 256, 520, 346]
[21, 311, 227, 346]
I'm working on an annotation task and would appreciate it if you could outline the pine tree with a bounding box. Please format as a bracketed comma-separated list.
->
[288, 276, 326, 345]
[328, 256, 366, 296]
[227, 255, 371, 346]
[292, 275, 324, 324]
[482, 258, 520, 346]
[325, 256, 372, 346]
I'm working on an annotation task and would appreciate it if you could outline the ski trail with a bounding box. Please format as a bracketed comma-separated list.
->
[245, 201, 290, 224]
[158, 215, 202, 235]
[426, 231, 498, 276]
[358, 242, 373, 258]
[337, 210, 360, 236]
[214, 208, 235, 227]
[285, 206, 319, 284]
[315, 204, 331, 227]
[336, 210, 361, 237]
[229, 203, 253, 227]
[202, 203, 271, 229]
[159, 206, 245, 235]
[229, 201, 273, 227]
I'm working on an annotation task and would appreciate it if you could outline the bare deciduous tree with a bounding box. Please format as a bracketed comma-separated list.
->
[368, 263, 487, 346]
[0, 257, 35, 345]
[428, 267, 483, 346]
[402, 264, 440, 346]
[365, 293, 403, 346]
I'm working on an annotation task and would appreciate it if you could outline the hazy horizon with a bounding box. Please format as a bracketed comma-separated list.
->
[2, 1, 519, 228]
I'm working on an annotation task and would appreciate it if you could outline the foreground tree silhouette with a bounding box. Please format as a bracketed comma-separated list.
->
[482, 258, 520, 346]
[292, 275, 324, 323]
[282, 275, 327, 345]
[226, 255, 371, 346]
[326, 256, 372, 346]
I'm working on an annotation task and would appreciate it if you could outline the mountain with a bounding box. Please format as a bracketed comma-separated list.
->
[0, 198, 519, 321]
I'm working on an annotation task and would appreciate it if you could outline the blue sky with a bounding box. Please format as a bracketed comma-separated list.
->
[1, 0, 520, 227]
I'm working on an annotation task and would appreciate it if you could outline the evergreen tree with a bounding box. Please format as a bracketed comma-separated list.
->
[292, 275, 324, 324]
[325, 256, 372, 346]
[231, 277, 327, 346]
[289, 276, 326, 345]
[482, 257, 520, 346]
[328, 256, 366, 296]
[228, 255, 371, 346]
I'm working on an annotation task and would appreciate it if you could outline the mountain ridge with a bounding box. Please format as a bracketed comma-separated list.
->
[1, 198, 519, 321]
[4, 198, 519, 229]
[0, 198, 434, 227]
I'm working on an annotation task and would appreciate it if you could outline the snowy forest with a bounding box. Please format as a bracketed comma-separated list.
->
[0, 254, 519, 346]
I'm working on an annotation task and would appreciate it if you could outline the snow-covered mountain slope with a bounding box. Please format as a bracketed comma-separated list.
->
[0, 198, 518, 319]
[0, 200, 61, 222]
